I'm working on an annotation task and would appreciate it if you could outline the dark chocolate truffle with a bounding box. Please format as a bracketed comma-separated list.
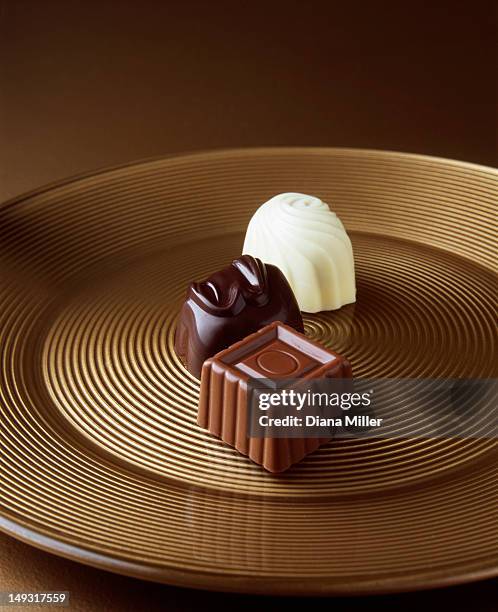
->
[175, 256, 303, 378]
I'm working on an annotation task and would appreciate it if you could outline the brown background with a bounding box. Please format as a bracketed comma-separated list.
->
[0, 0, 496, 609]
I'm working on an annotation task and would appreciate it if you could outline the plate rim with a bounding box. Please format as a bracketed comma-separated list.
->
[1, 516, 497, 596]
[1, 146, 496, 214]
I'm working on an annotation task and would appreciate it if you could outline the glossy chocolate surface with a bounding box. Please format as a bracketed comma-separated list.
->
[175, 256, 304, 378]
[220, 321, 352, 380]
[198, 322, 352, 472]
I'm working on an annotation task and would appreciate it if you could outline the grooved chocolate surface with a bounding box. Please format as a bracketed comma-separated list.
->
[198, 322, 352, 472]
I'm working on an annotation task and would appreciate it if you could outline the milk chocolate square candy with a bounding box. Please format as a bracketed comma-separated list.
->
[198, 321, 352, 473]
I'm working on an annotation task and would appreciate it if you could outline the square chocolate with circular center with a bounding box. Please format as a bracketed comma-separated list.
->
[198, 321, 352, 472]
[233, 338, 319, 378]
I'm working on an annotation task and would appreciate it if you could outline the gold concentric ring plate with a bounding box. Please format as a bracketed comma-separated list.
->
[0, 148, 497, 595]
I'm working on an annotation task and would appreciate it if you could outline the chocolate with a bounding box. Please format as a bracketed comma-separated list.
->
[198, 321, 352, 472]
[243, 193, 356, 312]
[175, 256, 304, 378]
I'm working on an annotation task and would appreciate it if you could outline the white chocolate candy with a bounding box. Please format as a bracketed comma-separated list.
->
[242, 193, 356, 313]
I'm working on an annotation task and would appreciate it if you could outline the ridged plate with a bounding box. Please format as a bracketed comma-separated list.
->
[0, 148, 497, 594]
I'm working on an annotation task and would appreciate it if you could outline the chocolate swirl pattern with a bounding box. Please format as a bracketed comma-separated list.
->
[175, 255, 303, 378]
[243, 192, 356, 312]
